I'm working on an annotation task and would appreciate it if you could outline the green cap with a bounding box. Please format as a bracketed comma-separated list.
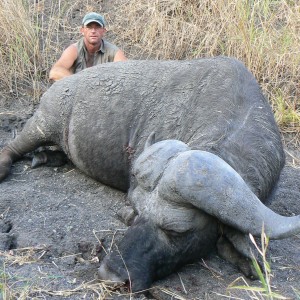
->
[82, 12, 106, 27]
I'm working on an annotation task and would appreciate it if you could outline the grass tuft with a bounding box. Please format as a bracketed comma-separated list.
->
[0, 246, 127, 299]
[228, 227, 290, 299]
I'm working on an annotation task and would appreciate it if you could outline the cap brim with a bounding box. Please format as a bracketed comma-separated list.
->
[83, 20, 104, 27]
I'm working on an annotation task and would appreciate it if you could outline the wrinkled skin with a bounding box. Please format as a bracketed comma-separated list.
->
[1, 57, 299, 292]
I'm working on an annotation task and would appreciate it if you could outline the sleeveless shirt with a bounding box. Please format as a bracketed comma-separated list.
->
[71, 38, 119, 73]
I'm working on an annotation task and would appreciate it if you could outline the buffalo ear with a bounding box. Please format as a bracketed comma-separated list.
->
[144, 132, 156, 150]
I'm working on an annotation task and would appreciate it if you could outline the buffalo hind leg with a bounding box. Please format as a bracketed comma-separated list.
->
[31, 150, 68, 169]
[0, 114, 57, 182]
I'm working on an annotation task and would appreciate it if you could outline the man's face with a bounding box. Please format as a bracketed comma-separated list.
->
[80, 22, 106, 45]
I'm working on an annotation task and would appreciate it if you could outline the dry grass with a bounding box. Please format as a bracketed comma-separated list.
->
[0, 246, 124, 299]
[227, 231, 289, 300]
[111, 0, 300, 133]
[0, 0, 40, 99]
[0, 0, 299, 134]
[0, 0, 97, 101]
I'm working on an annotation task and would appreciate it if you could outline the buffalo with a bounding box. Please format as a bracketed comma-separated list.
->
[1, 57, 299, 292]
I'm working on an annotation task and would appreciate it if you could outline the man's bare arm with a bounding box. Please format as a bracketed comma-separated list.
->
[114, 49, 128, 62]
[49, 44, 78, 81]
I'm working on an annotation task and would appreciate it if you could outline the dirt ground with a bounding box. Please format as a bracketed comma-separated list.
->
[0, 2, 300, 299]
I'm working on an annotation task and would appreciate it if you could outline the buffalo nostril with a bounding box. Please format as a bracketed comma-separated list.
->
[120, 279, 132, 293]
[98, 262, 109, 280]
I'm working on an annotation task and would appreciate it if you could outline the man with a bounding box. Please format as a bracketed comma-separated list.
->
[49, 12, 127, 81]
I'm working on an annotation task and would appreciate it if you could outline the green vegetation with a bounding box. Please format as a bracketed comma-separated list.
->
[229, 230, 288, 299]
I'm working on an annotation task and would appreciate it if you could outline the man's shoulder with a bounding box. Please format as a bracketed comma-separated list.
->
[102, 39, 119, 51]
[73, 38, 84, 50]
[61, 42, 78, 57]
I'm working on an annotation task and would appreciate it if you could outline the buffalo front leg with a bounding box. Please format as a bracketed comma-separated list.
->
[0, 112, 58, 182]
[217, 226, 260, 279]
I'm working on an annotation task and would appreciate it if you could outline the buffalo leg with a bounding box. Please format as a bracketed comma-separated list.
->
[0, 112, 58, 182]
[217, 236, 258, 278]
[217, 226, 259, 279]
[31, 150, 68, 169]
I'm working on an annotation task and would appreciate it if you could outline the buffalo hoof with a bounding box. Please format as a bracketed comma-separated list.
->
[32, 150, 68, 169]
[0, 155, 13, 182]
